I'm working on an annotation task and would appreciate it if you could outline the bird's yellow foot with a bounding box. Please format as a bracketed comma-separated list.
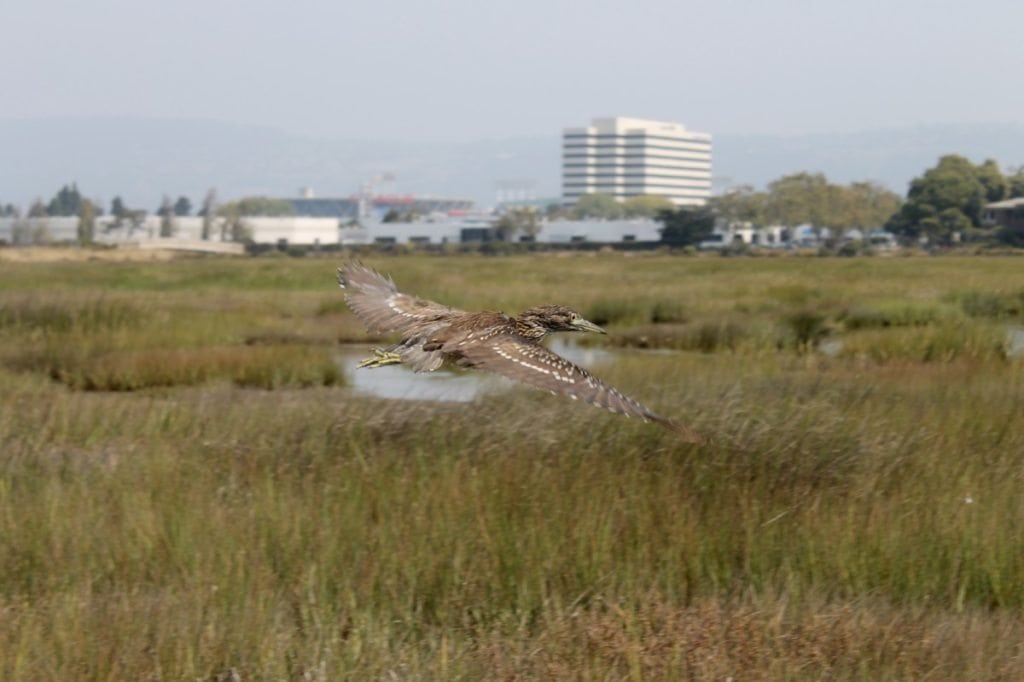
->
[356, 348, 403, 369]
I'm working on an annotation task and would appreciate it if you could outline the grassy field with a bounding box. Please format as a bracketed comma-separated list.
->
[2, 252, 1024, 679]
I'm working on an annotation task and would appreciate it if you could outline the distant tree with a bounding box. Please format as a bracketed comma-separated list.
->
[708, 177, 901, 233]
[28, 200, 48, 217]
[657, 206, 715, 246]
[519, 209, 543, 240]
[621, 194, 674, 218]
[709, 185, 770, 226]
[110, 196, 126, 219]
[764, 172, 833, 228]
[492, 207, 541, 241]
[975, 159, 1008, 203]
[124, 209, 147, 235]
[833, 182, 903, 230]
[158, 195, 175, 237]
[218, 203, 235, 241]
[216, 202, 252, 243]
[199, 189, 216, 240]
[218, 196, 295, 217]
[212, 197, 289, 243]
[1, 203, 19, 218]
[77, 198, 97, 245]
[173, 195, 192, 216]
[107, 196, 146, 235]
[1007, 167, 1024, 198]
[46, 183, 83, 217]
[887, 155, 994, 240]
[13, 219, 51, 245]
[572, 193, 624, 220]
[11, 220, 33, 245]
[381, 208, 401, 223]
[544, 202, 570, 220]
[230, 217, 252, 243]
[918, 207, 974, 245]
[31, 222, 52, 245]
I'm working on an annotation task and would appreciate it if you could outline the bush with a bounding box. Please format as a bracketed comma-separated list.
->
[782, 309, 828, 351]
[840, 302, 951, 330]
[585, 298, 689, 327]
[584, 299, 646, 327]
[649, 299, 689, 324]
[608, 320, 747, 352]
[947, 290, 1024, 318]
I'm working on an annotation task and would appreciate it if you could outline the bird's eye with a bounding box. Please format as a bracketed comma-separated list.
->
[570, 313, 580, 321]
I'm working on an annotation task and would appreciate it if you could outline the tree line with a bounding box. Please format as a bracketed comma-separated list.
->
[5, 155, 1024, 248]
[1, 185, 297, 245]
[657, 157, 1024, 247]
[887, 156, 1024, 245]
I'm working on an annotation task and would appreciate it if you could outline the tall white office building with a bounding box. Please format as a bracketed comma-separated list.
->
[562, 117, 712, 207]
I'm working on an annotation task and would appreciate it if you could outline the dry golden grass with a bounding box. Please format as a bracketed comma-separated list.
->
[0, 246, 190, 262]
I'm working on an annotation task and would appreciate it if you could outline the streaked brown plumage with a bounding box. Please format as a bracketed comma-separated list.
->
[336, 263, 703, 442]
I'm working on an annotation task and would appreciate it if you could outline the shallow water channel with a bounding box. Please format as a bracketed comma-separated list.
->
[334, 326, 1024, 403]
[333, 337, 615, 402]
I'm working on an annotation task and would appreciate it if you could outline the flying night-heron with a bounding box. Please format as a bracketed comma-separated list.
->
[337, 263, 703, 442]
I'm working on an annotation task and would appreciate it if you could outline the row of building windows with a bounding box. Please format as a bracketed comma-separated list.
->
[562, 166, 711, 175]
[563, 153, 711, 165]
[562, 140, 710, 148]
[562, 193, 708, 202]
[563, 133, 712, 145]
[562, 146, 711, 155]
[564, 163, 710, 172]
[561, 171, 712, 179]
[562, 139, 711, 150]
[563, 144, 711, 156]
[564, 183, 711, 192]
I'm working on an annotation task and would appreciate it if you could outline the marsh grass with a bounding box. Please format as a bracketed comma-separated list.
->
[839, 301, 955, 330]
[2, 255, 1024, 679]
[7, 339, 344, 391]
[608, 320, 749, 352]
[585, 296, 689, 327]
[0, 295, 146, 333]
[781, 308, 830, 351]
[840, 321, 1009, 363]
[947, 289, 1024, 318]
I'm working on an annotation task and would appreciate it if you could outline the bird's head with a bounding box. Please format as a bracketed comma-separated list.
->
[515, 305, 606, 339]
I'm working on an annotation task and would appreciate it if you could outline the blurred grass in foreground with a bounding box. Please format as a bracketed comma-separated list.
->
[1, 253, 1024, 679]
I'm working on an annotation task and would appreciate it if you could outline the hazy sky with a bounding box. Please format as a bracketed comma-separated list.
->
[3, 0, 1023, 141]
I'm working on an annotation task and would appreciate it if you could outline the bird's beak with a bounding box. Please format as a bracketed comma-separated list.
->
[572, 317, 607, 334]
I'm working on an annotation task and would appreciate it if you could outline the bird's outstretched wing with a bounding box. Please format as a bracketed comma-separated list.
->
[337, 263, 464, 335]
[451, 335, 704, 442]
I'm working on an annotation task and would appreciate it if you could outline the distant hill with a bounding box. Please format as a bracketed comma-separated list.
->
[2, 117, 1023, 210]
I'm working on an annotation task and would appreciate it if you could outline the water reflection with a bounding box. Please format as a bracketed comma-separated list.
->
[818, 338, 844, 357]
[1007, 326, 1024, 358]
[335, 337, 614, 403]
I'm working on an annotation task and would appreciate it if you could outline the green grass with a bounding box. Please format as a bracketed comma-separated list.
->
[946, 288, 1024, 318]
[2, 253, 1024, 679]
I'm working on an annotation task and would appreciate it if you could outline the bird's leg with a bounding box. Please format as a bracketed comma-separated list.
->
[356, 347, 403, 369]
